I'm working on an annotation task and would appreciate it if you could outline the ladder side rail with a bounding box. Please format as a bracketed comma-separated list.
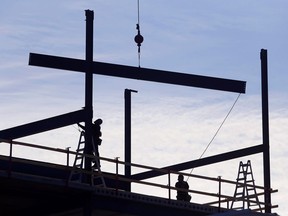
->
[231, 162, 241, 209]
[68, 131, 86, 183]
[231, 161, 246, 210]
[246, 161, 263, 212]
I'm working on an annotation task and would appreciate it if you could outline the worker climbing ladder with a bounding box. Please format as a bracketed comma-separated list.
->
[68, 130, 106, 188]
[230, 160, 262, 212]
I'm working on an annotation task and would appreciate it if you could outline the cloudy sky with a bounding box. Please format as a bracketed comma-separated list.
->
[1, 0, 287, 214]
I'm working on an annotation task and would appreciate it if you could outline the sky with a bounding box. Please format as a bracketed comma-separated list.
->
[0, 0, 287, 214]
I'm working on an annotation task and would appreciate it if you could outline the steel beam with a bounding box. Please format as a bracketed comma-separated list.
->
[83, 9, 94, 182]
[0, 109, 86, 140]
[261, 49, 271, 213]
[132, 144, 264, 180]
[29, 53, 246, 94]
[124, 89, 138, 192]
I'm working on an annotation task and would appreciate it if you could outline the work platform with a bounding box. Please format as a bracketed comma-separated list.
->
[0, 139, 278, 216]
[0, 155, 222, 216]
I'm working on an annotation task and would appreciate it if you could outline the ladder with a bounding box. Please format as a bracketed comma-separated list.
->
[230, 160, 262, 212]
[68, 130, 106, 188]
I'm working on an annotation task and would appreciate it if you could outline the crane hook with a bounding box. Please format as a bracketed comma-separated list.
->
[135, 24, 144, 50]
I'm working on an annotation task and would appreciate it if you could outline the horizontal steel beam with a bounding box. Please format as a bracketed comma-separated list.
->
[0, 109, 86, 140]
[29, 53, 246, 93]
[132, 144, 264, 180]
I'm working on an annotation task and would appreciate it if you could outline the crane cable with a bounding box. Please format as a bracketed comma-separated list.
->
[137, 0, 140, 25]
[186, 93, 242, 181]
[134, 0, 144, 67]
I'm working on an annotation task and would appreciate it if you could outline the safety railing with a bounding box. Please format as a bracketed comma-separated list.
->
[0, 138, 278, 212]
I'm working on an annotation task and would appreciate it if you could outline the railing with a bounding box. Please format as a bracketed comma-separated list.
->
[0, 138, 278, 212]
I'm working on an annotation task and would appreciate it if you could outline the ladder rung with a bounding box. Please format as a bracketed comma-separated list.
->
[249, 204, 260, 207]
[232, 207, 244, 210]
[235, 193, 243, 196]
[247, 188, 256, 191]
[248, 197, 258, 200]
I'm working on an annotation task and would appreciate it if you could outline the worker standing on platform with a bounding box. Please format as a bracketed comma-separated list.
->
[92, 118, 103, 168]
[175, 174, 191, 202]
[77, 118, 103, 168]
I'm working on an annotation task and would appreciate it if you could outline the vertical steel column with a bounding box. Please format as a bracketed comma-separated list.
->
[84, 10, 94, 175]
[124, 89, 137, 192]
[83, 10, 94, 216]
[260, 49, 271, 213]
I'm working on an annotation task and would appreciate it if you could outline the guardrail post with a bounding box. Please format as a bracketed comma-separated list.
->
[9, 140, 13, 158]
[66, 147, 71, 167]
[8, 140, 13, 177]
[115, 157, 120, 193]
[218, 176, 222, 212]
[168, 170, 171, 200]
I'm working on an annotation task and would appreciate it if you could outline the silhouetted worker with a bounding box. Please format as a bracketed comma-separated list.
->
[78, 118, 103, 168]
[92, 118, 103, 168]
[175, 174, 191, 202]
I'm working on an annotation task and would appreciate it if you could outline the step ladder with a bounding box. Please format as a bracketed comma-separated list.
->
[230, 160, 262, 212]
[68, 130, 106, 188]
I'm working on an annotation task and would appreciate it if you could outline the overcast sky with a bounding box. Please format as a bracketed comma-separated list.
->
[1, 0, 287, 214]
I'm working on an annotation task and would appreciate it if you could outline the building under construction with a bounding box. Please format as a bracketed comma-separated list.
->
[0, 10, 279, 216]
